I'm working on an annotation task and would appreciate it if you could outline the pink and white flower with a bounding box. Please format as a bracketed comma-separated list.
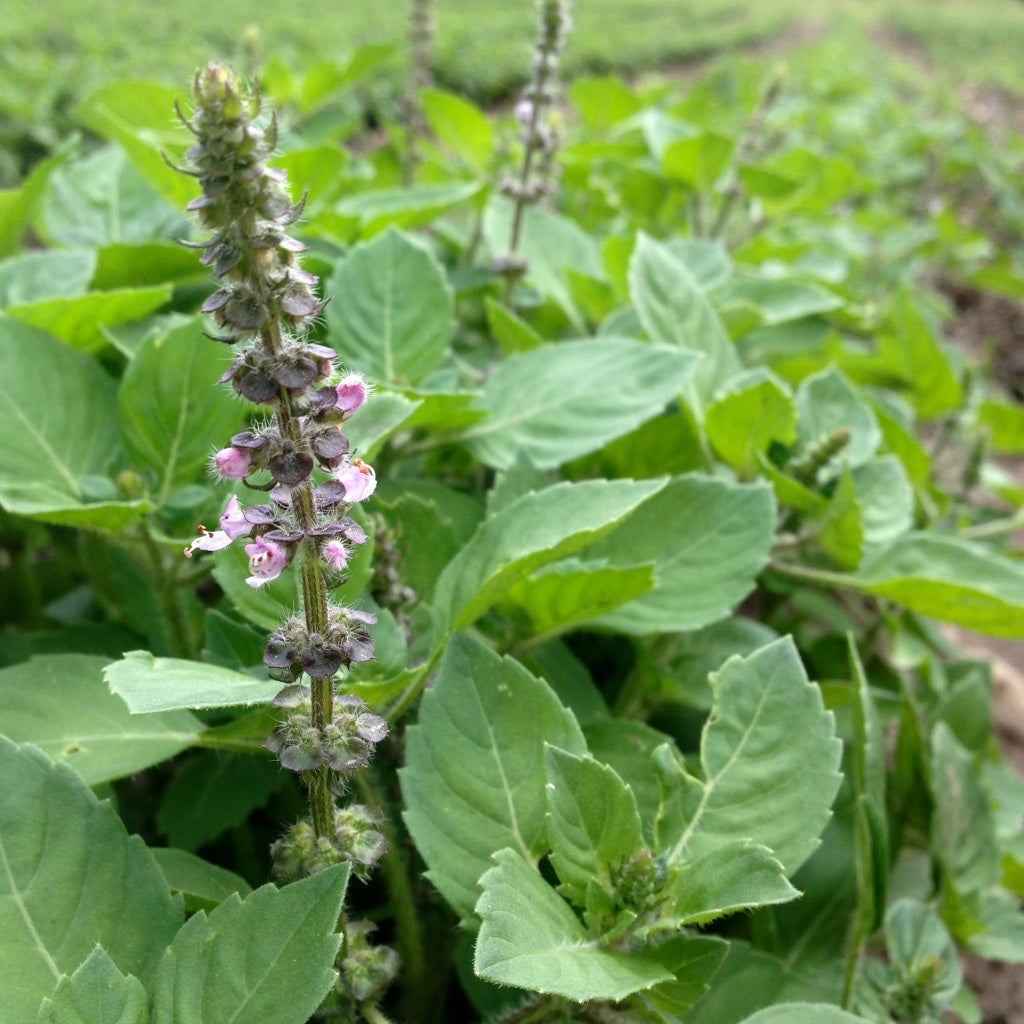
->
[244, 535, 288, 588]
[184, 495, 250, 557]
[335, 373, 369, 415]
[336, 458, 376, 503]
[212, 446, 250, 480]
[323, 538, 348, 571]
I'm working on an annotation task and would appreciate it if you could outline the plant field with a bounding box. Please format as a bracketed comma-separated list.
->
[1, 3, 1024, 1024]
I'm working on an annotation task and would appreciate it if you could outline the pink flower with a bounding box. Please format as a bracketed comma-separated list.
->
[336, 374, 368, 415]
[244, 535, 288, 588]
[184, 496, 250, 557]
[336, 458, 376, 503]
[212, 446, 250, 479]
[323, 538, 348, 571]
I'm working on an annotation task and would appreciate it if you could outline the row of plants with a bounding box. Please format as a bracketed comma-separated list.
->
[1, 7, 1024, 1024]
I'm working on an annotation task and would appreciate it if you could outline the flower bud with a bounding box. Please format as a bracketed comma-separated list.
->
[212, 445, 251, 479]
[324, 539, 348, 571]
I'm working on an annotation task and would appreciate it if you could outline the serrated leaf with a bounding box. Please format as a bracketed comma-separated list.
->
[0, 738, 182, 1022]
[795, 367, 881, 474]
[630, 232, 741, 401]
[0, 319, 148, 529]
[659, 839, 797, 929]
[400, 634, 586, 921]
[474, 848, 672, 1001]
[545, 747, 644, 907]
[634, 934, 729, 1018]
[459, 338, 699, 470]
[105, 651, 280, 713]
[118, 318, 244, 499]
[585, 475, 775, 635]
[0, 654, 203, 785]
[851, 455, 913, 548]
[657, 637, 842, 876]
[432, 477, 665, 638]
[151, 866, 347, 1024]
[326, 227, 454, 386]
[37, 946, 148, 1024]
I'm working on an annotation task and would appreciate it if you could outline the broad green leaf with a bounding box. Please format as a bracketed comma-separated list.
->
[326, 227, 454, 386]
[977, 398, 1024, 455]
[93, 242, 202, 290]
[658, 840, 797, 928]
[152, 866, 348, 1024]
[0, 654, 203, 785]
[738, 1005, 871, 1024]
[474, 848, 672, 1001]
[544, 747, 644, 907]
[568, 75, 644, 132]
[421, 89, 494, 172]
[501, 560, 655, 639]
[459, 338, 699, 469]
[0, 319, 148, 529]
[118, 319, 244, 499]
[105, 651, 280, 713]
[156, 751, 283, 852]
[657, 637, 842, 875]
[150, 848, 252, 913]
[431, 477, 665, 637]
[7, 285, 172, 354]
[795, 367, 881, 475]
[629, 232, 741, 401]
[705, 368, 796, 478]
[342, 390, 421, 462]
[36, 947, 148, 1024]
[212, 540, 302, 633]
[333, 182, 482, 237]
[400, 634, 586, 921]
[484, 196, 602, 329]
[712, 277, 843, 327]
[585, 475, 775, 635]
[0, 738, 182, 1022]
[663, 131, 734, 190]
[75, 81, 196, 208]
[0, 144, 70, 257]
[846, 534, 1024, 637]
[634, 934, 729, 1018]
[884, 899, 961, 1004]
[0, 249, 95, 306]
[851, 455, 914, 547]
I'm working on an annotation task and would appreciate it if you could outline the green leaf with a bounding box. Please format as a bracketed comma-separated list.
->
[431, 477, 666, 638]
[0, 144, 69, 257]
[156, 751, 283, 852]
[713, 276, 843, 327]
[38, 146, 182, 248]
[484, 297, 544, 354]
[633, 934, 729, 1018]
[75, 81, 196, 208]
[326, 227, 454, 386]
[0, 738, 182, 1021]
[400, 634, 586, 921]
[884, 899, 961, 1004]
[851, 456, 914, 548]
[657, 637, 842, 875]
[848, 534, 1024, 637]
[629, 232, 741, 401]
[738, 1005, 871, 1024]
[420, 89, 494, 172]
[151, 866, 348, 1024]
[149, 848, 252, 913]
[474, 848, 672, 1001]
[118, 319, 244, 497]
[0, 654, 203, 785]
[585, 475, 776, 635]
[795, 367, 881, 474]
[459, 338, 699, 469]
[104, 651, 281, 713]
[7, 285, 172, 354]
[501, 560, 655, 640]
[663, 131, 734, 190]
[544, 747, 644, 907]
[977, 398, 1024, 455]
[659, 839, 797, 929]
[92, 242, 202, 290]
[333, 182, 482, 238]
[0, 249, 95, 305]
[816, 467, 863, 571]
[0, 319, 148, 529]
[705, 368, 796, 478]
[37, 946, 148, 1024]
